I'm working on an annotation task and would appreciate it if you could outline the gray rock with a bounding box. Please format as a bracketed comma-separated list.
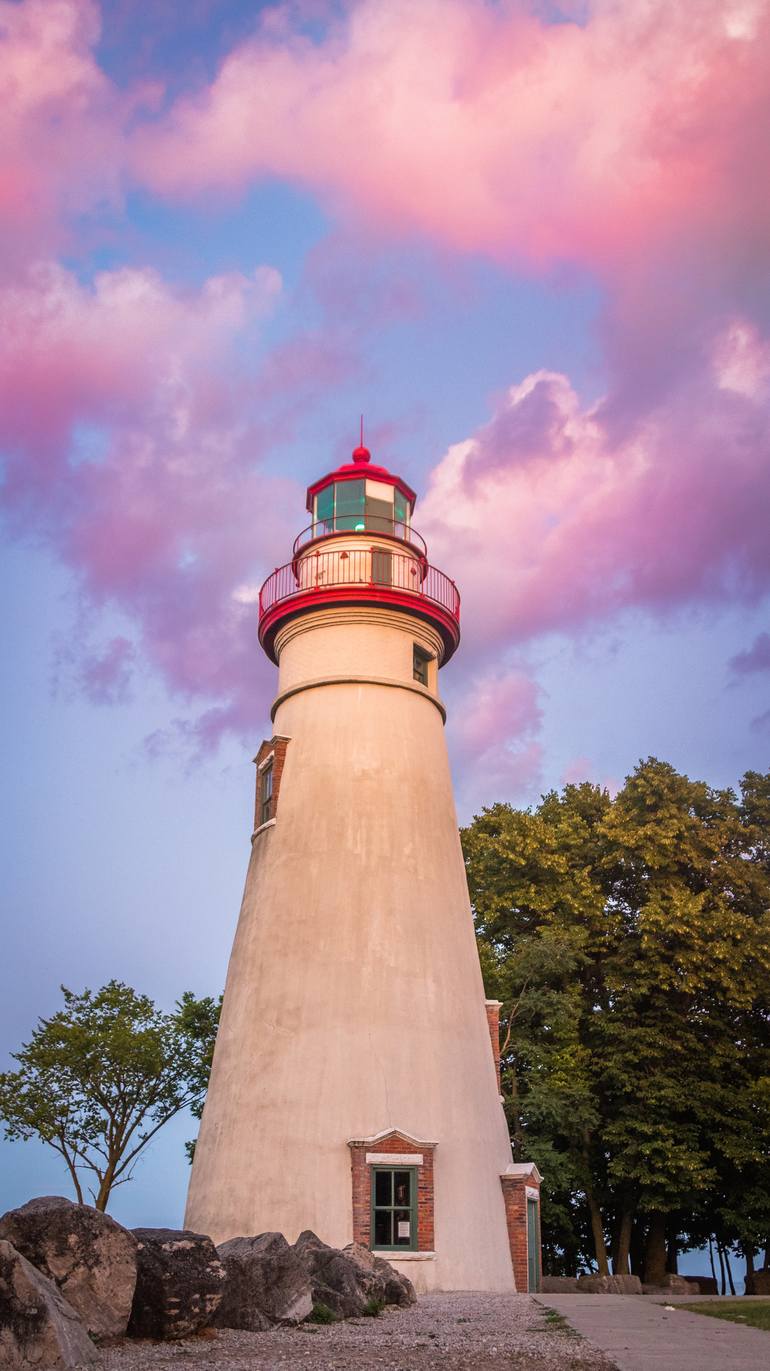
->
[127, 1229, 225, 1340]
[293, 1231, 415, 1319]
[541, 1276, 581, 1292]
[0, 1239, 99, 1368]
[0, 1195, 137, 1342]
[578, 1273, 643, 1294]
[642, 1274, 700, 1294]
[215, 1233, 312, 1328]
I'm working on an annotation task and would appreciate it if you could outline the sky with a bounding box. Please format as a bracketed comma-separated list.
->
[1, 0, 769, 1241]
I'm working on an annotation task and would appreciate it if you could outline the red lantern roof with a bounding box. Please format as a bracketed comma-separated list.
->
[305, 444, 417, 514]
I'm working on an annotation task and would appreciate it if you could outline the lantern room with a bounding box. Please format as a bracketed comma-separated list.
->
[299, 443, 421, 554]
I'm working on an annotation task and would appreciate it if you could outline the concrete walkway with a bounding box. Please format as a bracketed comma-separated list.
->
[536, 1294, 770, 1371]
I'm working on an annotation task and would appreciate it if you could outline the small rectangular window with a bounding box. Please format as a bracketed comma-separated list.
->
[371, 1167, 417, 1251]
[260, 764, 273, 826]
[413, 645, 431, 686]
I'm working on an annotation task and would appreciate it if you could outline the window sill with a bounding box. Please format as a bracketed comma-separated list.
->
[371, 1251, 435, 1261]
[251, 818, 276, 840]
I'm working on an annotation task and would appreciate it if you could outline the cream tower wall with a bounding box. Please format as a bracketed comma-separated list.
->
[185, 603, 515, 1292]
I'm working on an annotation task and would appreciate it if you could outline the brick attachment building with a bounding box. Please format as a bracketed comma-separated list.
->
[184, 440, 542, 1292]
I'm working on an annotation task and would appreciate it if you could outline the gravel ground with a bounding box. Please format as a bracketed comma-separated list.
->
[102, 1293, 616, 1370]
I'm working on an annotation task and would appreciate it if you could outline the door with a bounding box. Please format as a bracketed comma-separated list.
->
[527, 1196, 540, 1292]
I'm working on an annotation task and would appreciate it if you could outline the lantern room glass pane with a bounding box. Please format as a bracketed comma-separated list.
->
[335, 479, 365, 530]
[315, 484, 334, 532]
[394, 488, 408, 533]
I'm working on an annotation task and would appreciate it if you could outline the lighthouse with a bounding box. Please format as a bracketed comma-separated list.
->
[185, 440, 542, 1293]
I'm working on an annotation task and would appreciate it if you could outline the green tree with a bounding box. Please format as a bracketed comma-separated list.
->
[0, 981, 221, 1211]
[464, 761, 770, 1281]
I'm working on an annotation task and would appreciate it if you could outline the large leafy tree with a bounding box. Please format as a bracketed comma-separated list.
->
[0, 981, 221, 1212]
[464, 760, 770, 1280]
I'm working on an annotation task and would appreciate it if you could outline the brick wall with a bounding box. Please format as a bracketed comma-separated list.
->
[348, 1132, 435, 1252]
[500, 1171, 541, 1293]
[253, 735, 290, 830]
[485, 999, 502, 1092]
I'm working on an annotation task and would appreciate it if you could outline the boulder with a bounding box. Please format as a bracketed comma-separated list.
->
[689, 1276, 717, 1295]
[577, 1274, 643, 1295]
[0, 1195, 137, 1341]
[642, 1274, 700, 1295]
[541, 1276, 581, 1293]
[127, 1229, 225, 1340]
[293, 1231, 415, 1319]
[0, 1239, 99, 1368]
[214, 1233, 312, 1329]
[746, 1268, 770, 1296]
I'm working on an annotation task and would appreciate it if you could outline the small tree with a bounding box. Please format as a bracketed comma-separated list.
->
[0, 981, 220, 1212]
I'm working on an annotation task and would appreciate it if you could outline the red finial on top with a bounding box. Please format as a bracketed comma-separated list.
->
[352, 413, 371, 464]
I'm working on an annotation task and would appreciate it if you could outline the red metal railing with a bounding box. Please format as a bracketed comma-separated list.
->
[292, 517, 427, 558]
[259, 547, 460, 622]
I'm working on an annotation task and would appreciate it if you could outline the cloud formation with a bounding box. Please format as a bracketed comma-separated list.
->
[421, 320, 770, 651]
[0, 258, 290, 746]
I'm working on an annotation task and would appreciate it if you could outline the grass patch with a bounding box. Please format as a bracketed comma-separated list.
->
[307, 1301, 337, 1324]
[363, 1296, 386, 1318]
[677, 1299, 770, 1332]
[539, 1306, 580, 1338]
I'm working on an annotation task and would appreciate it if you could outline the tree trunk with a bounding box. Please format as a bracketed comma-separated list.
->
[717, 1241, 726, 1295]
[629, 1216, 646, 1276]
[724, 1247, 736, 1296]
[643, 1212, 668, 1286]
[744, 1246, 755, 1276]
[586, 1190, 610, 1275]
[709, 1237, 717, 1287]
[615, 1208, 634, 1275]
[666, 1231, 679, 1275]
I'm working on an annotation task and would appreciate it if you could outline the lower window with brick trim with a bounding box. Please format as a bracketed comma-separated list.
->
[348, 1130, 436, 1254]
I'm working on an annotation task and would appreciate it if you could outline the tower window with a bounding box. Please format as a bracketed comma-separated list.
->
[260, 763, 273, 826]
[413, 645, 431, 686]
[371, 1168, 417, 1251]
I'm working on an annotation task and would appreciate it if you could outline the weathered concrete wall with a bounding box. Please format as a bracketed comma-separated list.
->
[185, 602, 515, 1292]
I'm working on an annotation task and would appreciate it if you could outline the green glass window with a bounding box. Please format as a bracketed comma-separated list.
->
[394, 488, 408, 534]
[371, 1167, 417, 1251]
[334, 479, 365, 531]
[315, 484, 334, 532]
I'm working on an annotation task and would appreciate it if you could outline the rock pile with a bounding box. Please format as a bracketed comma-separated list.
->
[0, 1196, 416, 1366]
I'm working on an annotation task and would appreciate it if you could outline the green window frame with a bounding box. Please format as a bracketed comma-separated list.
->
[259, 762, 273, 826]
[370, 1166, 418, 1252]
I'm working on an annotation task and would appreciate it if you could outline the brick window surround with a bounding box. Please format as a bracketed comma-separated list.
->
[500, 1162, 542, 1292]
[348, 1130, 437, 1254]
[253, 735, 290, 832]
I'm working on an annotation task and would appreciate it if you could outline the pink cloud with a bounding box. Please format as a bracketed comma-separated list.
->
[134, 0, 770, 289]
[0, 257, 300, 747]
[419, 321, 770, 651]
[447, 666, 544, 809]
[0, 0, 128, 270]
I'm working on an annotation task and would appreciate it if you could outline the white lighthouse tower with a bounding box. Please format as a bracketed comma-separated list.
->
[185, 440, 541, 1292]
